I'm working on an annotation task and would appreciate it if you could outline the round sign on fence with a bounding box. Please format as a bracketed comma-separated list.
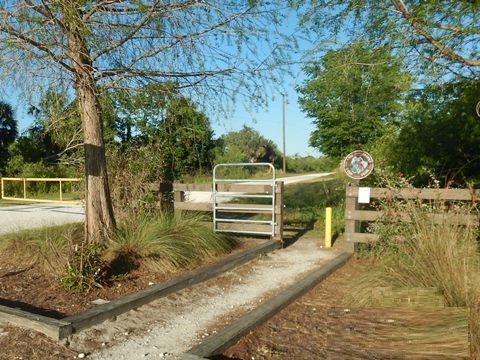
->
[342, 150, 374, 180]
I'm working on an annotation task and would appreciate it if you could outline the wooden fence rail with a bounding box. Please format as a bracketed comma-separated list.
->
[345, 186, 479, 244]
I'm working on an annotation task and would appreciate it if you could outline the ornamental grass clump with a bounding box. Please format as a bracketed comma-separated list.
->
[343, 186, 480, 357]
[108, 212, 237, 273]
[357, 195, 480, 308]
[0, 223, 82, 277]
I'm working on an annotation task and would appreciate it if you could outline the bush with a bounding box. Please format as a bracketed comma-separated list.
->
[0, 223, 82, 277]
[61, 243, 107, 291]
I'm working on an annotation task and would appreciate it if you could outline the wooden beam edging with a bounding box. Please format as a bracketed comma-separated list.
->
[61, 239, 282, 337]
[0, 304, 71, 340]
[183, 251, 352, 359]
[0, 240, 281, 340]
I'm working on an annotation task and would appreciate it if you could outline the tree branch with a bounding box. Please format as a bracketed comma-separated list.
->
[92, 0, 162, 60]
[390, 0, 480, 67]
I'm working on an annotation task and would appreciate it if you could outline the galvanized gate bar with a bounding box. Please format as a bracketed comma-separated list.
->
[213, 163, 276, 238]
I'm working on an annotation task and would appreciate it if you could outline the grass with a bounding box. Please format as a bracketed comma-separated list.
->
[0, 212, 237, 290]
[0, 223, 82, 276]
[107, 212, 237, 273]
[283, 176, 345, 238]
[342, 194, 480, 358]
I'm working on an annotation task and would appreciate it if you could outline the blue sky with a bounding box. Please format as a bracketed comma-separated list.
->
[212, 85, 319, 157]
[10, 77, 319, 159]
[6, 5, 320, 157]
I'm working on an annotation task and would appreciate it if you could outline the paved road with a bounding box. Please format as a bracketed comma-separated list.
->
[186, 172, 333, 203]
[0, 203, 85, 235]
[0, 173, 332, 234]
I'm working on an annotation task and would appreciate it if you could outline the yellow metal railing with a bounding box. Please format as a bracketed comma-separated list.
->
[1, 177, 83, 204]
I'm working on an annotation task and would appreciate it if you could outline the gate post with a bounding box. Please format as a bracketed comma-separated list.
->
[345, 185, 359, 252]
[274, 181, 284, 242]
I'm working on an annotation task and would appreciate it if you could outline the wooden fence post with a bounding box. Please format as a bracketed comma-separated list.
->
[173, 186, 185, 217]
[344, 185, 359, 252]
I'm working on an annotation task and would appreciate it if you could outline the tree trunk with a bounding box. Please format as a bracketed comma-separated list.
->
[67, 19, 116, 244]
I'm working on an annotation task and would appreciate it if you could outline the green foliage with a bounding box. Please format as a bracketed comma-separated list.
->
[297, 43, 410, 157]
[216, 126, 282, 167]
[0, 213, 237, 292]
[343, 174, 480, 356]
[283, 177, 345, 238]
[61, 243, 107, 292]
[107, 144, 164, 224]
[107, 85, 216, 182]
[0, 101, 17, 175]
[285, 155, 338, 173]
[382, 80, 480, 187]
[354, 189, 480, 308]
[158, 96, 216, 180]
[108, 212, 237, 273]
[0, 223, 82, 276]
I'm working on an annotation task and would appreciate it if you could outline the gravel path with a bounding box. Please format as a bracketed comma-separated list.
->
[68, 239, 341, 359]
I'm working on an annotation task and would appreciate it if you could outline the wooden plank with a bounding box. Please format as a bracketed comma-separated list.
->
[344, 195, 357, 243]
[172, 183, 274, 193]
[174, 183, 212, 192]
[184, 252, 352, 358]
[62, 240, 282, 335]
[347, 186, 477, 201]
[346, 209, 380, 221]
[0, 304, 71, 340]
[175, 202, 212, 211]
[216, 183, 273, 194]
[349, 232, 379, 243]
[347, 210, 478, 226]
[215, 203, 272, 211]
[216, 222, 272, 234]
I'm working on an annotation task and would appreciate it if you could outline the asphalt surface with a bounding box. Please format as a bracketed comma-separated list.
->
[0, 173, 331, 234]
[0, 203, 85, 234]
[187, 172, 332, 203]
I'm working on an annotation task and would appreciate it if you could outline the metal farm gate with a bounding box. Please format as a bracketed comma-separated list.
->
[213, 163, 280, 238]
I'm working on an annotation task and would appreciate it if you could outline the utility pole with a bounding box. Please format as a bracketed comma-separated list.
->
[282, 94, 286, 174]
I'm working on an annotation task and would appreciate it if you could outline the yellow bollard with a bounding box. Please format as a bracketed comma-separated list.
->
[325, 207, 332, 248]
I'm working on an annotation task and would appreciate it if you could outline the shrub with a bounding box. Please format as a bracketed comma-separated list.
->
[61, 243, 107, 291]
[344, 179, 480, 356]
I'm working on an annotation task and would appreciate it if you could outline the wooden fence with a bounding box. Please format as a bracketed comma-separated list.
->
[157, 182, 284, 241]
[345, 186, 479, 243]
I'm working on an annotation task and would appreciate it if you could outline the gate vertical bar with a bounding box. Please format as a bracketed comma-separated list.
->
[274, 181, 284, 241]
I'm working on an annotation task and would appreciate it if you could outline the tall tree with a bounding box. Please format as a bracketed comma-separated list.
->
[0, 1, 291, 243]
[0, 100, 17, 174]
[297, 44, 410, 157]
[300, 0, 480, 79]
[387, 80, 480, 186]
[218, 125, 281, 165]
[159, 96, 215, 181]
